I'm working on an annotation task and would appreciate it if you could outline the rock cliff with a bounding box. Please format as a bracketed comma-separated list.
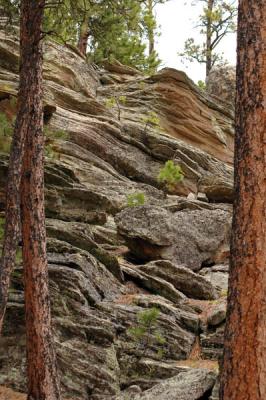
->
[0, 28, 233, 399]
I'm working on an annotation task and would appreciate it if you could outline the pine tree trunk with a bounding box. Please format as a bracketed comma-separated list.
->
[205, 0, 213, 78]
[19, 1, 61, 399]
[220, 1, 266, 399]
[147, 0, 155, 56]
[77, 17, 89, 56]
[0, 0, 43, 332]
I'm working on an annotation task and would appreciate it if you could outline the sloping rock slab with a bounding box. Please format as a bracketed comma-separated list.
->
[138, 260, 218, 300]
[117, 368, 216, 400]
[116, 206, 231, 270]
[121, 264, 186, 303]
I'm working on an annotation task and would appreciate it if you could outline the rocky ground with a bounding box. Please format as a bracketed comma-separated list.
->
[0, 28, 234, 399]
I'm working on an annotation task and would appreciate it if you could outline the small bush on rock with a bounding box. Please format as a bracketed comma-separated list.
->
[157, 160, 184, 190]
[127, 192, 145, 207]
[142, 110, 160, 134]
[128, 307, 166, 359]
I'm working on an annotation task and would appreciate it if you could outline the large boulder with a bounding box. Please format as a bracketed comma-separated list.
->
[116, 206, 232, 271]
[117, 368, 217, 400]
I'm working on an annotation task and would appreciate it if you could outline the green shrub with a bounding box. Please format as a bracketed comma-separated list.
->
[197, 80, 206, 90]
[142, 110, 160, 134]
[157, 160, 184, 190]
[127, 192, 145, 207]
[128, 307, 166, 358]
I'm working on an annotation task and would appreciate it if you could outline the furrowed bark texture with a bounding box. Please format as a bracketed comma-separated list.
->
[220, 1, 266, 400]
[77, 17, 89, 56]
[19, 1, 61, 399]
[206, 0, 213, 78]
[0, 0, 43, 332]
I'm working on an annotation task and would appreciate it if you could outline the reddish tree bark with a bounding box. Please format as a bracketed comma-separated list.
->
[0, 0, 40, 331]
[220, 1, 266, 399]
[77, 17, 89, 56]
[17, 1, 61, 399]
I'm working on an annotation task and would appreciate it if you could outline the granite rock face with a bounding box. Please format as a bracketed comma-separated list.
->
[116, 206, 231, 270]
[0, 28, 233, 399]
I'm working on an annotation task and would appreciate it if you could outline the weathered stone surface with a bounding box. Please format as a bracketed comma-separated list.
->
[200, 265, 229, 293]
[207, 65, 236, 109]
[0, 27, 233, 399]
[210, 378, 220, 400]
[207, 302, 226, 327]
[200, 325, 225, 360]
[131, 294, 199, 333]
[121, 264, 186, 304]
[116, 206, 231, 270]
[46, 219, 124, 282]
[0, 28, 234, 202]
[117, 368, 216, 400]
[138, 260, 219, 300]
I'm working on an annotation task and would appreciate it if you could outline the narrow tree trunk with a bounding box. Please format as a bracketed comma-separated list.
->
[220, 1, 266, 399]
[205, 0, 213, 78]
[19, 1, 61, 399]
[0, 0, 39, 332]
[147, 0, 155, 56]
[77, 17, 89, 56]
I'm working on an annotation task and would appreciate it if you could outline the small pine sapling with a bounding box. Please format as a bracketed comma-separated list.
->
[142, 110, 160, 135]
[127, 192, 145, 207]
[197, 80, 206, 90]
[157, 160, 184, 191]
[128, 307, 166, 359]
[105, 95, 127, 121]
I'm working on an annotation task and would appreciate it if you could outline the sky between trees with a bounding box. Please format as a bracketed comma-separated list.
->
[156, 0, 237, 82]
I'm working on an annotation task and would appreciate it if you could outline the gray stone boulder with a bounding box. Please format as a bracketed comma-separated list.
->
[200, 264, 229, 293]
[207, 302, 227, 327]
[138, 260, 218, 300]
[116, 206, 231, 270]
[117, 368, 216, 400]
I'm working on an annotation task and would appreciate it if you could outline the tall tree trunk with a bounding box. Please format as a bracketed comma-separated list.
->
[77, 16, 89, 56]
[220, 1, 266, 399]
[205, 0, 213, 78]
[19, 1, 61, 399]
[0, 0, 38, 332]
[147, 0, 155, 56]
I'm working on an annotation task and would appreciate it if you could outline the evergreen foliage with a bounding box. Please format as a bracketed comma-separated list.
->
[128, 307, 166, 358]
[0, 0, 169, 73]
[142, 110, 161, 134]
[127, 192, 146, 207]
[197, 80, 206, 90]
[44, 0, 161, 73]
[158, 160, 184, 190]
